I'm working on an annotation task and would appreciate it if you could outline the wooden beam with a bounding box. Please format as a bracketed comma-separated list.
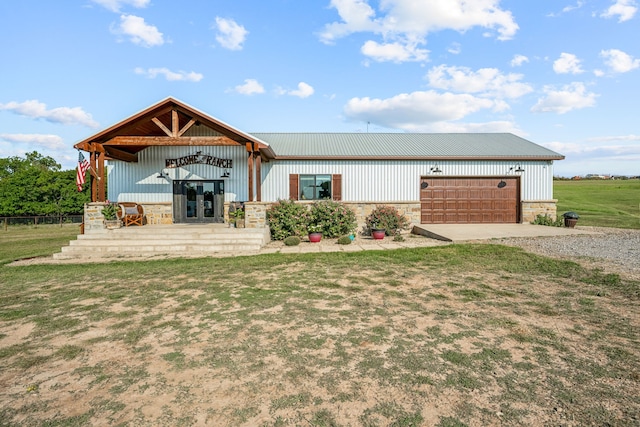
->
[90, 142, 105, 153]
[255, 153, 262, 202]
[106, 136, 241, 146]
[90, 151, 97, 202]
[74, 141, 91, 151]
[98, 151, 106, 202]
[104, 146, 138, 163]
[247, 152, 254, 202]
[172, 110, 179, 137]
[152, 117, 173, 137]
[178, 118, 196, 137]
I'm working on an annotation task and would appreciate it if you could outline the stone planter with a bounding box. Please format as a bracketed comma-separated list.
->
[104, 220, 122, 229]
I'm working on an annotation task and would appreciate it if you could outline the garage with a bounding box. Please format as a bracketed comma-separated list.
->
[420, 177, 520, 224]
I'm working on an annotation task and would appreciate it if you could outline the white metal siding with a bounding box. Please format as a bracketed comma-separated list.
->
[261, 160, 554, 202]
[108, 146, 248, 203]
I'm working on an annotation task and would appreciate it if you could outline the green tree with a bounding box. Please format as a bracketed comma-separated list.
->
[0, 152, 89, 216]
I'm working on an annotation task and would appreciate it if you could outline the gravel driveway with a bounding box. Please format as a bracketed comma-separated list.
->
[498, 227, 640, 280]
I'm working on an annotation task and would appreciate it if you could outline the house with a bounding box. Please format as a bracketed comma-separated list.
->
[74, 97, 564, 231]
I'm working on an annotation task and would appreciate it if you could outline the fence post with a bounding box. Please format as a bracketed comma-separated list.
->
[3, 218, 6, 231]
[34, 217, 38, 228]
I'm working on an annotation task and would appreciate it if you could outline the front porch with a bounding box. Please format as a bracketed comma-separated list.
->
[83, 201, 270, 232]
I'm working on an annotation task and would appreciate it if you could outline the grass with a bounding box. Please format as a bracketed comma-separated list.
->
[554, 179, 640, 229]
[0, 241, 638, 426]
[0, 223, 80, 265]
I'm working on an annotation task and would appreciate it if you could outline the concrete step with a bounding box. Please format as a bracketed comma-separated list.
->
[53, 225, 271, 260]
[70, 236, 266, 246]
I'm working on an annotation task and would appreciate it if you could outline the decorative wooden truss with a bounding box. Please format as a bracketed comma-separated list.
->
[73, 97, 273, 202]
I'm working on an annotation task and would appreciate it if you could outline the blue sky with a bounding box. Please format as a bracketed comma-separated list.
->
[1, 0, 639, 177]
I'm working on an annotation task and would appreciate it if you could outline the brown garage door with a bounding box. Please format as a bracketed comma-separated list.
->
[420, 177, 519, 224]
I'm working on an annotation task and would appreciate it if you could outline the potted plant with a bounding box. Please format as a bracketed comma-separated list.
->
[229, 207, 245, 228]
[307, 224, 322, 243]
[563, 211, 580, 228]
[364, 205, 409, 240]
[102, 201, 121, 229]
[370, 224, 386, 240]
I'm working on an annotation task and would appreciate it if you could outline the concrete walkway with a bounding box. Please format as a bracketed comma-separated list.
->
[258, 224, 598, 255]
[412, 223, 597, 242]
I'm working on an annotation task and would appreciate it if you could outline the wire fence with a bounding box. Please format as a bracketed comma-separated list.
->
[1, 215, 83, 230]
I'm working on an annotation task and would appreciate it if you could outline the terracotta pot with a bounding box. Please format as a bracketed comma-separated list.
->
[564, 218, 578, 228]
[371, 229, 386, 240]
[308, 232, 322, 243]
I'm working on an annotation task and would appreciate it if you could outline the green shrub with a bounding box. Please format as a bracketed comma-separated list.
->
[308, 200, 358, 238]
[337, 235, 353, 245]
[266, 199, 309, 240]
[393, 234, 405, 242]
[283, 236, 301, 246]
[531, 214, 564, 227]
[364, 205, 410, 236]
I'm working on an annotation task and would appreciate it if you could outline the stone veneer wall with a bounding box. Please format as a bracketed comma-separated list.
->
[238, 201, 421, 231]
[84, 202, 173, 231]
[521, 200, 558, 223]
[141, 203, 173, 225]
[85, 199, 555, 231]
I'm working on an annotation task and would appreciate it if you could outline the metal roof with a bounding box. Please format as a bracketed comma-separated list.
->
[250, 133, 564, 160]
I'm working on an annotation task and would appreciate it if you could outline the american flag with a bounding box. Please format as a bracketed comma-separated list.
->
[76, 152, 90, 191]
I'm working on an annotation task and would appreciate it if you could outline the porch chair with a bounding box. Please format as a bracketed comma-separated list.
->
[118, 202, 145, 226]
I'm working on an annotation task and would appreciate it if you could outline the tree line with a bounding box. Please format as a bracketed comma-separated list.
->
[0, 152, 90, 217]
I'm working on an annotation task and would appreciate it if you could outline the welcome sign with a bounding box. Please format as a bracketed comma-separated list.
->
[165, 151, 233, 169]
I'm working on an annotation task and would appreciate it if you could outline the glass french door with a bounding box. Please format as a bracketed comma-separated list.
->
[173, 180, 224, 223]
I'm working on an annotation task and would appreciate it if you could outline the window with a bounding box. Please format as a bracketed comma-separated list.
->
[289, 174, 342, 201]
[299, 174, 331, 200]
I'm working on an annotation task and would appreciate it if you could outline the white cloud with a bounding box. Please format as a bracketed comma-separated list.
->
[548, 1, 585, 17]
[319, 0, 378, 44]
[600, 48, 640, 73]
[447, 42, 461, 55]
[344, 91, 499, 130]
[426, 65, 533, 99]
[113, 14, 164, 47]
[319, 0, 518, 63]
[134, 67, 203, 82]
[531, 82, 597, 114]
[589, 134, 640, 142]
[426, 120, 523, 134]
[361, 40, 428, 62]
[510, 54, 529, 67]
[277, 82, 315, 98]
[0, 133, 65, 149]
[543, 140, 640, 162]
[214, 17, 248, 50]
[553, 53, 584, 74]
[91, 0, 150, 13]
[601, 0, 638, 22]
[0, 100, 99, 128]
[231, 79, 265, 95]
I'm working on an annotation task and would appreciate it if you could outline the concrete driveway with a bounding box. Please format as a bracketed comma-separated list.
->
[412, 223, 597, 242]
